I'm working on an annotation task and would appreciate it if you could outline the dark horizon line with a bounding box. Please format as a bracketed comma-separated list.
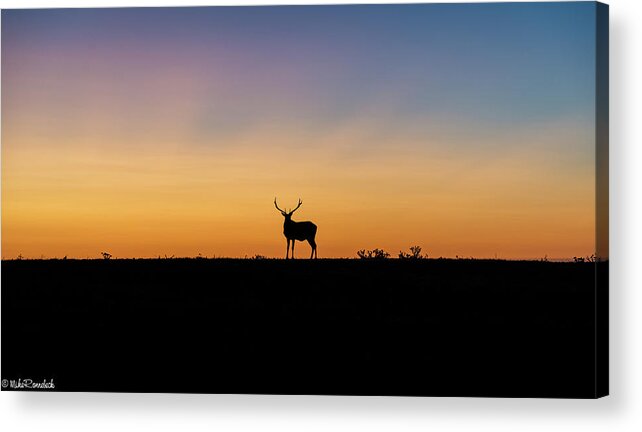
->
[1, 256, 604, 263]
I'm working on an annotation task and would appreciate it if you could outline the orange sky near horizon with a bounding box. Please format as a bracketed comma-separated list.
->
[2, 118, 595, 260]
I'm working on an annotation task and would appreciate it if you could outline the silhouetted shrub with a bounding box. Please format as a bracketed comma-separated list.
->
[101, 252, 112, 260]
[398, 245, 425, 259]
[251, 254, 267, 260]
[574, 255, 596, 263]
[357, 248, 390, 259]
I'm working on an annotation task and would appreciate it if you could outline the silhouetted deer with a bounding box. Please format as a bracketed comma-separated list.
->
[274, 198, 318, 259]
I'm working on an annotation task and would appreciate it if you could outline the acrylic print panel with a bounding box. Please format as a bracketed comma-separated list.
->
[1, 2, 608, 397]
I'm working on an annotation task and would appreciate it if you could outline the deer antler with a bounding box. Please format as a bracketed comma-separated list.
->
[274, 198, 286, 213]
[290, 199, 303, 214]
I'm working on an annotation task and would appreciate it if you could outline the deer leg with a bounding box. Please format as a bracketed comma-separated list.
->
[308, 239, 316, 259]
[291, 240, 295, 259]
[286, 239, 290, 259]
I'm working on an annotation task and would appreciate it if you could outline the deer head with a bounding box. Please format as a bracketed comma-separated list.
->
[274, 198, 302, 221]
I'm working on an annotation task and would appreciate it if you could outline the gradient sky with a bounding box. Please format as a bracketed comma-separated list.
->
[2, 3, 598, 259]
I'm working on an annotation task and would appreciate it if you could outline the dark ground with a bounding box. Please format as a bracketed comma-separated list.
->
[1, 258, 607, 397]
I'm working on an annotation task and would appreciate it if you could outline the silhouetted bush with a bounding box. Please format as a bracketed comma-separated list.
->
[357, 248, 390, 259]
[101, 252, 112, 260]
[399, 245, 425, 259]
[574, 255, 596, 263]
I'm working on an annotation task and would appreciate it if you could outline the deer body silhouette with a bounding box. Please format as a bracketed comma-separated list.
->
[274, 198, 318, 259]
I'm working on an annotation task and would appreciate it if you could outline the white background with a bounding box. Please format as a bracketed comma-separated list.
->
[0, 0, 640, 431]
